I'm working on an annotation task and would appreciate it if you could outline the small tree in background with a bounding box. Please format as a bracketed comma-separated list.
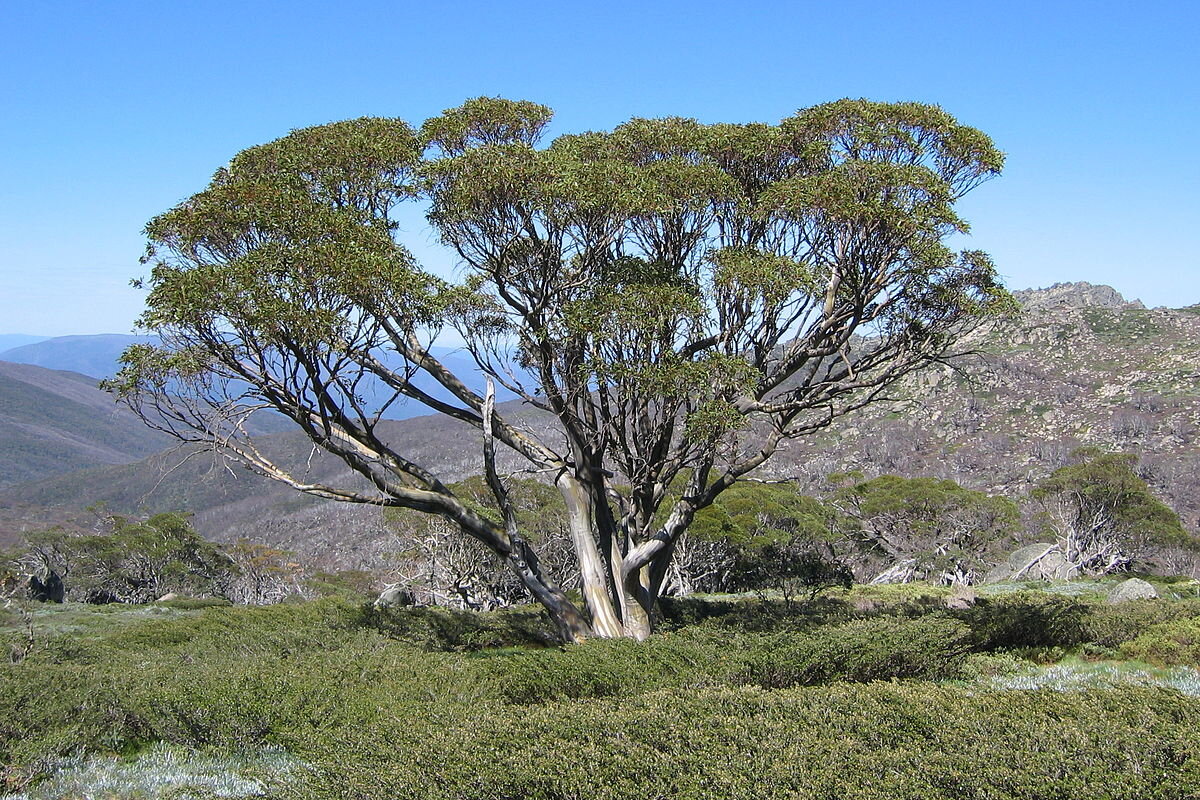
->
[836, 475, 1019, 584]
[224, 540, 308, 605]
[21, 513, 234, 603]
[681, 480, 849, 599]
[1032, 449, 1195, 576]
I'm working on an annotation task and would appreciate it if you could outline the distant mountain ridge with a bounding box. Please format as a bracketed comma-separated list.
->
[0, 360, 175, 489]
[0, 334, 526, 419]
[0, 334, 157, 380]
[0, 334, 49, 352]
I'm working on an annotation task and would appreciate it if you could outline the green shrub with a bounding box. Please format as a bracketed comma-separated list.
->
[747, 615, 973, 688]
[959, 591, 1086, 650]
[292, 684, 1200, 800]
[10, 597, 1200, 800]
[1120, 616, 1200, 666]
[1081, 598, 1200, 647]
[153, 596, 232, 610]
[361, 603, 557, 651]
[482, 629, 752, 704]
[488, 616, 976, 704]
[660, 594, 856, 633]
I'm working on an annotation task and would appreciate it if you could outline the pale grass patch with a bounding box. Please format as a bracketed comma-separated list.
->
[8, 743, 300, 800]
[981, 660, 1200, 695]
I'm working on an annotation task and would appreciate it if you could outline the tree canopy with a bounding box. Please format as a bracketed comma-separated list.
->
[108, 97, 1009, 640]
[1032, 449, 1194, 575]
[835, 474, 1019, 584]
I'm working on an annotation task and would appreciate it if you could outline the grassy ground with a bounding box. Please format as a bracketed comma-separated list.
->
[3, 583, 1200, 799]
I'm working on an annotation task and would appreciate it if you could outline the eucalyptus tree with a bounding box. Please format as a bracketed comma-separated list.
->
[109, 97, 1009, 641]
[1032, 450, 1193, 576]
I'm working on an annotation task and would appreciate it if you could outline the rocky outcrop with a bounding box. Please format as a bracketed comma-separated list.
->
[374, 584, 416, 608]
[1014, 281, 1144, 311]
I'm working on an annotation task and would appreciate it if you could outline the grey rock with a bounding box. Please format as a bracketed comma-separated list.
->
[1106, 577, 1159, 604]
[985, 543, 1071, 583]
[27, 568, 65, 603]
[374, 585, 416, 609]
[1015, 282, 1144, 311]
[945, 586, 977, 610]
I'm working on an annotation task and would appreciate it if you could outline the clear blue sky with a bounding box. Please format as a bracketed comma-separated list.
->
[2, 0, 1197, 335]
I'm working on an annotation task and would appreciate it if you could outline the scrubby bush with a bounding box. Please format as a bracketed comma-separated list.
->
[737, 545, 853, 607]
[485, 631, 746, 704]
[1081, 598, 1200, 647]
[293, 685, 1200, 800]
[835, 474, 1019, 584]
[1032, 449, 1198, 576]
[362, 603, 557, 651]
[747, 615, 974, 688]
[1119, 616, 1200, 666]
[959, 591, 1087, 651]
[21, 513, 234, 604]
[8, 593, 1200, 799]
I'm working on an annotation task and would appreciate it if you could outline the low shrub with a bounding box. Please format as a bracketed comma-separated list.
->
[959, 591, 1086, 650]
[1081, 598, 1200, 647]
[1119, 616, 1200, 666]
[9, 595, 1200, 799]
[361, 604, 556, 651]
[746, 614, 973, 688]
[488, 616, 976, 703]
[292, 684, 1200, 800]
[482, 629, 751, 704]
[153, 597, 232, 610]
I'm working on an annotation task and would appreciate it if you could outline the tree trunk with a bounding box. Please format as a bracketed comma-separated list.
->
[619, 566, 654, 641]
[503, 533, 592, 642]
[556, 473, 625, 638]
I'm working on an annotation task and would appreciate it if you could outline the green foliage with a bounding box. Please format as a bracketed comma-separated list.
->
[1033, 449, 1193, 554]
[1081, 598, 1200, 647]
[361, 603, 556, 651]
[672, 480, 850, 597]
[1119, 616, 1200, 666]
[746, 615, 973, 688]
[689, 481, 837, 548]
[485, 631, 744, 704]
[109, 96, 1010, 639]
[23, 512, 234, 604]
[304, 569, 379, 600]
[297, 685, 1200, 800]
[737, 545, 853, 605]
[959, 591, 1087, 651]
[421, 97, 553, 155]
[837, 474, 1019, 582]
[7, 595, 1200, 798]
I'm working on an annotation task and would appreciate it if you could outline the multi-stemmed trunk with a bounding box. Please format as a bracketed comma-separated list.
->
[552, 471, 680, 641]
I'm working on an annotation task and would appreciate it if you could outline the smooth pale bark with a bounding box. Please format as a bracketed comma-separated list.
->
[556, 473, 625, 638]
[471, 379, 593, 641]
